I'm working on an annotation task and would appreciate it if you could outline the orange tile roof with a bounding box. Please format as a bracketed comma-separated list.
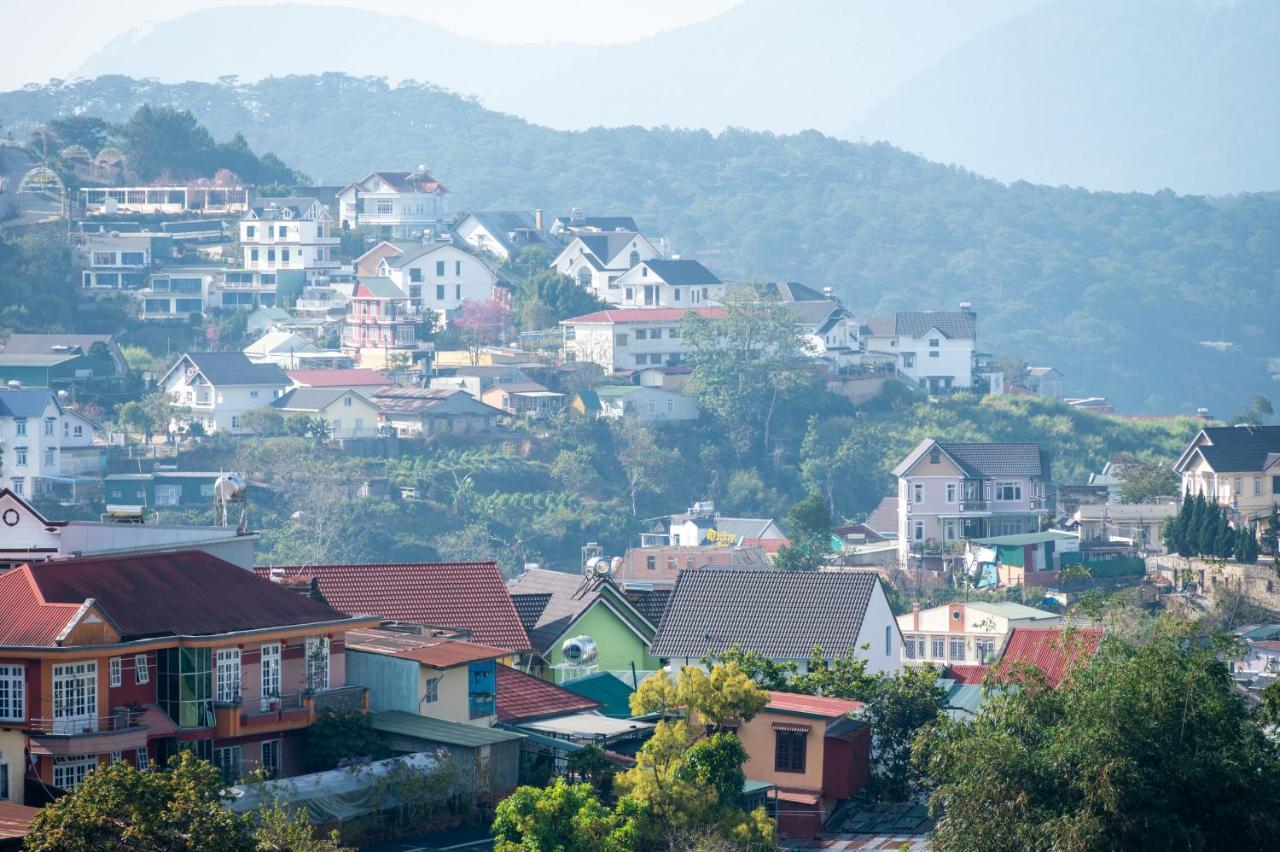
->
[994, 627, 1104, 687]
[346, 628, 509, 668]
[256, 562, 531, 651]
[766, 691, 863, 719]
[496, 664, 602, 723]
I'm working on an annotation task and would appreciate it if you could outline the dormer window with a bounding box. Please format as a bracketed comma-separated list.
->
[930, 448, 940, 464]
[929, 339, 939, 347]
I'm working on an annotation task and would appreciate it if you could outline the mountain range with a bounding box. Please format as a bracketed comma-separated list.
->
[63, 0, 1280, 194]
[2, 73, 1277, 416]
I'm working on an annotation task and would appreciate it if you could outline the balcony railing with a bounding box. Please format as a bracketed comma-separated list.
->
[30, 711, 144, 736]
[234, 691, 306, 716]
[961, 500, 988, 512]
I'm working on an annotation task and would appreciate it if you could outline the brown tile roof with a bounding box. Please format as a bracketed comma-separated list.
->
[14, 551, 354, 643]
[346, 628, 509, 668]
[256, 562, 531, 651]
[994, 627, 1103, 687]
[496, 664, 601, 723]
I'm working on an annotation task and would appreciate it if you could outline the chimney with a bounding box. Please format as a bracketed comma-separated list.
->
[534, 208, 543, 231]
[960, 301, 975, 319]
[571, 207, 584, 225]
[913, 602, 920, 631]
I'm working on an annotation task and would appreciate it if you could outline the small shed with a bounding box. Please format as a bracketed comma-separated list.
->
[370, 711, 523, 803]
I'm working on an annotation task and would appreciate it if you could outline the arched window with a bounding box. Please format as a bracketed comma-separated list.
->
[628, 250, 640, 267]
[577, 268, 593, 288]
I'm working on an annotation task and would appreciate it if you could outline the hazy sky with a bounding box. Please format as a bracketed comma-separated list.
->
[1, 0, 742, 91]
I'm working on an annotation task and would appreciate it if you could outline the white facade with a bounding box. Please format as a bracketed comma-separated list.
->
[605, 260, 726, 308]
[895, 327, 974, 392]
[562, 308, 722, 374]
[378, 243, 498, 323]
[80, 186, 249, 216]
[0, 391, 99, 498]
[80, 234, 152, 289]
[240, 198, 340, 280]
[592, 386, 700, 423]
[159, 356, 290, 435]
[336, 170, 450, 240]
[550, 233, 661, 297]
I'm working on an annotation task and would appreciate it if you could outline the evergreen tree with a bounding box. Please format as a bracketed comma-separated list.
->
[1243, 524, 1260, 564]
[1195, 496, 1218, 556]
[1267, 504, 1280, 555]
[1215, 517, 1235, 560]
[1175, 492, 1194, 556]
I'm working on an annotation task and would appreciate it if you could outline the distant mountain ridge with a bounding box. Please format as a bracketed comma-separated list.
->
[62, 0, 1280, 193]
[1, 73, 1277, 415]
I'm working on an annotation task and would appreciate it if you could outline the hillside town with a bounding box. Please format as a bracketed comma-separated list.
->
[2, 145, 1279, 849]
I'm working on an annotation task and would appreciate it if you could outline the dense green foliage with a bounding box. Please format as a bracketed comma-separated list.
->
[24, 752, 346, 851]
[1163, 493, 1260, 562]
[302, 710, 392, 773]
[914, 627, 1280, 851]
[4, 74, 1278, 411]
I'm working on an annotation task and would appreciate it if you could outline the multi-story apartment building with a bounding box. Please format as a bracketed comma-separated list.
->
[0, 550, 378, 800]
[376, 241, 498, 324]
[78, 233, 154, 289]
[159, 352, 290, 434]
[239, 197, 340, 283]
[335, 169, 450, 240]
[560, 307, 724, 373]
[341, 277, 420, 369]
[891, 438, 1053, 566]
[1173, 425, 1280, 525]
[606, 259, 726, 308]
[0, 387, 100, 499]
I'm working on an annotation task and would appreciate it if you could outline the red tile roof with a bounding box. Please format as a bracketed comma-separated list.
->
[496, 664, 602, 723]
[766, 691, 863, 719]
[946, 664, 989, 685]
[994, 627, 1104, 687]
[256, 563, 531, 651]
[562, 307, 727, 325]
[19, 551, 357, 642]
[346, 628, 509, 668]
[0, 568, 81, 646]
[288, 368, 389, 387]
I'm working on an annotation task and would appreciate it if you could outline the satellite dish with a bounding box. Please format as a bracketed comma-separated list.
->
[561, 635, 598, 666]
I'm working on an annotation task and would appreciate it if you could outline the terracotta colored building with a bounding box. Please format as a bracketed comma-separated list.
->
[0, 551, 378, 800]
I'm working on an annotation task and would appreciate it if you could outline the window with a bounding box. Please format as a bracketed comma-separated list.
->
[259, 643, 281, 711]
[628, 250, 640, 266]
[885, 625, 893, 656]
[424, 677, 440, 704]
[410, 268, 423, 283]
[216, 649, 241, 703]
[995, 482, 1022, 501]
[52, 661, 98, 734]
[669, 326, 680, 339]
[651, 328, 662, 340]
[305, 636, 330, 692]
[53, 756, 98, 791]
[1234, 477, 1242, 495]
[929, 350, 940, 358]
[774, 730, 807, 773]
[214, 746, 242, 784]
[930, 447, 940, 464]
[246, 225, 256, 239]
[0, 665, 24, 722]
[14, 420, 25, 437]
[435, 261, 446, 276]
[975, 638, 996, 663]
[15, 450, 26, 467]
[455, 284, 461, 299]
[929, 338, 939, 347]
[1254, 477, 1262, 496]
[646, 555, 656, 571]
[11, 479, 22, 496]
[109, 657, 122, 687]
[230, 416, 240, 431]
[912, 482, 924, 503]
[135, 654, 150, 685]
[913, 520, 924, 541]
[468, 660, 496, 719]
[673, 288, 681, 301]
[903, 635, 917, 660]
[949, 637, 966, 662]
[902, 353, 915, 368]
[635, 329, 647, 340]
[155, 484, 181, 506]
[156, 648, 211, 728]
[135, 748, 149, 771]
[624, 288, 633, 301]
[260, 740, 281, 778]
[946, 483, 957, 503]
[376, 201, 393, 215]
[250, 248, 259, 262]
[44, 418, 55, 436]
[44, 448, 54, 466]
[435, 284, 445, 300]
[74, 425, 83, 437]
[92, 251, 116, 266]
[615, 334, 628, 347]
[455, 261, 461, 275]
[931, 636, 945, 659]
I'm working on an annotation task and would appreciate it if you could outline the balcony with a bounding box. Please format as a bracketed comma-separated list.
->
[28, 712, 148, 757]
[213, 690, 313, 739]
[961, 500, 988, 512]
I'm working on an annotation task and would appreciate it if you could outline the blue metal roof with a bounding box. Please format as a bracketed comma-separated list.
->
[0, 388, 58, 418]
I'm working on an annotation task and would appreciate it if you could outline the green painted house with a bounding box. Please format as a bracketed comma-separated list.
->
[508, 568, 663, 684]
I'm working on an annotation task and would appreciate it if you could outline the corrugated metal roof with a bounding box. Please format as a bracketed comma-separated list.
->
[766, 691, 863, 719]
[995, 627, 1103, 687]
[255, 563, 530, 651]
[371, 711, 524, 747]
[0, 569, 79, 646]
[346, 628, 509, 669]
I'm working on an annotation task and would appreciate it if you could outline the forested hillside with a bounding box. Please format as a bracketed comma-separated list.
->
[2, 74, 1278, 414]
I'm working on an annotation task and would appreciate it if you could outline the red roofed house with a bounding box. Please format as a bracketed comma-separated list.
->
[734, 691, 871, 839]
[495, 664, 601, 725]
[994, 626, 1104, 687]
[256, 562, 531, 653]
[0, 551, 379, 800]
[560, 306, 727, 374]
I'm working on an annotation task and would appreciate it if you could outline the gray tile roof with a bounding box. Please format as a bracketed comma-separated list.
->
[555, 216, 639, 232]
[3, 333, 125, 372]
[894, 311, 976, 340]
[577, 232, 640, 266]
[650, 568, 880, 660]
[271, 387, 364, 412]
[624, 588, 672, 627]
[941, 442, 1049, 478]
[865, 496, 899, 534]
[180, 352, 289, 387]
[761, 281, 827, 302]
[384, 241, 456, 268]
[0, 388, 58, 418]
[507, 568, 608, 654]
[862, 317, 896, 337]
[784, 300, 844, 326]
[642, 259, 720, 286]
[355, 276, 408, 299]
[1189, 426, 1280, 473]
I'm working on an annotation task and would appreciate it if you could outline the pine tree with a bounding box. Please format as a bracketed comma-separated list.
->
[1215, 517, 1235, 560]
[1233, 527, 1248, 563]
[1175, 492, 1195, 556]
[1243, 524, 1260, 564]
[1196, 498, 1219, 556]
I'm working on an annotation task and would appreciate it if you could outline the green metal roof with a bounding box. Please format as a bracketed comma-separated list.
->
[560, 672, 636, 718]
[974, 530, 1076, 547]
[370, 711, 525, 747]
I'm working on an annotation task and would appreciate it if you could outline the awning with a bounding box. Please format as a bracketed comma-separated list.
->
[770, 721, 812, 733]
[143, 705, 179, 738]
[775, 789, 821, 806]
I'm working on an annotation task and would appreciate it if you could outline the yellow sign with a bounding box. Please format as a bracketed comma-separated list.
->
[705, 529, 738, 546]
